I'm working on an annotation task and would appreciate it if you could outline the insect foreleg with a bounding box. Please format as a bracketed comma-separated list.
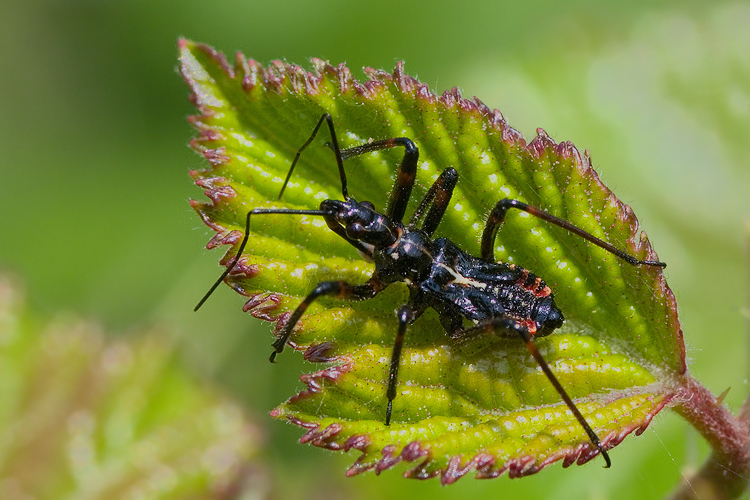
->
[340, 137, 419, 224]
[270, 278, 385, 362]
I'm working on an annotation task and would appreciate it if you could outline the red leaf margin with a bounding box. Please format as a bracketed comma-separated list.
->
[270, 362, 677, 484]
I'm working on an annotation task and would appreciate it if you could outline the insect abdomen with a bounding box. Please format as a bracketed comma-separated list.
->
[424, 239, 561, 334]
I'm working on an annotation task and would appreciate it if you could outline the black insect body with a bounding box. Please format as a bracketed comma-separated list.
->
[416, 238, 563, 339]
[196, 113, 667, 468]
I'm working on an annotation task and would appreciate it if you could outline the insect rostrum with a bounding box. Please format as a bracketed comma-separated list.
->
[196, 113, 666, 469]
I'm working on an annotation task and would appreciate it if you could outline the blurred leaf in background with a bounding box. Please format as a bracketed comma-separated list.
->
[1, 0, 748, 499]
[0, 277, 265, 499]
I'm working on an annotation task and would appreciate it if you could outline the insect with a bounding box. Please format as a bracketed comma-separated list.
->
[195, 113, 666, 468]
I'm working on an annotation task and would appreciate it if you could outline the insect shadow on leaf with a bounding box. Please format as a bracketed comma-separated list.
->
[195, 113, 667, 469]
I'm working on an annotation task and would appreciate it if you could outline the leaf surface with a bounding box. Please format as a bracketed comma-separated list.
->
[180, 39, 684, 481]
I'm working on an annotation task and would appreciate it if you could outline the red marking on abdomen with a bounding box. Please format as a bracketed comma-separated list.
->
[515, 270, 551, 298]
[524, 319, 538, 335]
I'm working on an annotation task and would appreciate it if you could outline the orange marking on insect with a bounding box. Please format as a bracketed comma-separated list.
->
[524, 319, 538, 335]
[530, 277, 552, 298]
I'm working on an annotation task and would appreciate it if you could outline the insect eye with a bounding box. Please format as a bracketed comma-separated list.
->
[346, 223, 366, 239]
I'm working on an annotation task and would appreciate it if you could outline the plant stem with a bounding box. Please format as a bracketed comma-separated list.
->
[669, 376, 750, 500]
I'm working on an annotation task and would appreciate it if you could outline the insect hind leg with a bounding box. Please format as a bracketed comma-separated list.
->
[462, 316, 612, 468]
[480, 198, 666, 269]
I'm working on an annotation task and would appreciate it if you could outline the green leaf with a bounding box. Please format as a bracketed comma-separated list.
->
[0, 277, 264, 498]
[180, 39, 684, 481]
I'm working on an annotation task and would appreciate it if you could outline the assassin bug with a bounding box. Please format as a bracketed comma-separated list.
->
[195, 113, 666, 468]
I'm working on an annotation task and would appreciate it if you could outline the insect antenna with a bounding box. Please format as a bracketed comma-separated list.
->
[194, 207, 328, 311]
[198, 113, 350, 312]
[279, 113, 348, 201]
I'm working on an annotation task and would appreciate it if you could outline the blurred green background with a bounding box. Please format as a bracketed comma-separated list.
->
[1, 0, 749, 498]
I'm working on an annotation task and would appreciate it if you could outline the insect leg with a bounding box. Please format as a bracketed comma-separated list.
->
[463, 317, 612, 468]
[408, 167, 459, 237]
[385, 304, 416, 425]
[340, 137, 419, 224]
[270, 277, 385, 362]
[279, 113, 349, 200]
[480, 198, 667, 267]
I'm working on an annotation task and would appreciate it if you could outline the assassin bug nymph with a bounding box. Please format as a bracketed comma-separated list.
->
[195, 113, 667, 468]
